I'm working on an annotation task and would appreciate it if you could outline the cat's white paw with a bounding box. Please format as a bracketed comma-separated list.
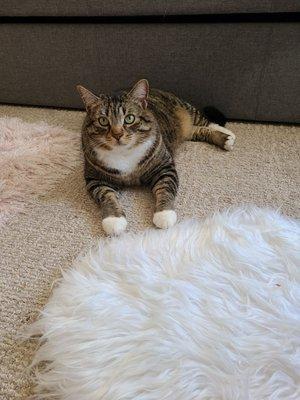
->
[102, 216, 127, 235]
[153, 210, 177, 229]
[223, 132, 236, 151]
[209, 123, 236, 151]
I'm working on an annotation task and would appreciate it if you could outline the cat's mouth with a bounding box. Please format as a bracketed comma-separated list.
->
[113, 140, 125, 147]
[112, 138, 127, 147]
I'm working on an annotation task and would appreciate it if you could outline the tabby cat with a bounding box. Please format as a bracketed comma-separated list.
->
[77, 80, 235, 235]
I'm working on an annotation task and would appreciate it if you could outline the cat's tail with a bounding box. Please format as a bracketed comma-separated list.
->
[203, 106, 227, 127]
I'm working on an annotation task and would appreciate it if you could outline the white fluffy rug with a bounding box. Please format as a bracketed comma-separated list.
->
[28, 207, 300, 400]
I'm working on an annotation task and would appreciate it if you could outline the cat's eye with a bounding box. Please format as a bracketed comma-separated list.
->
[99, 117, 109, 127]
[124, 114, 135, 124]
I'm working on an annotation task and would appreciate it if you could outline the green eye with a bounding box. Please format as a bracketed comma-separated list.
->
[124, 114, 135, 124]
[99, 117, 109, 127]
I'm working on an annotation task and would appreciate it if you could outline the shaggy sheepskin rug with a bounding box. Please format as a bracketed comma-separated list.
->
[28, 207, 300, 400]
[0, 117, 80, 226]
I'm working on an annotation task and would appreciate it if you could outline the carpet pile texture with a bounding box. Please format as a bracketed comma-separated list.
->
[0, 104, 299, 399]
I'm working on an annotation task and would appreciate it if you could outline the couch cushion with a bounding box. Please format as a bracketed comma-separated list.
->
[1, 21, 299, 123]
[1, 0, 299, 17]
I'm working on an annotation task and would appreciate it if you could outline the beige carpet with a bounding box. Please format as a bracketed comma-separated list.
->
[0, 104, 299, 399]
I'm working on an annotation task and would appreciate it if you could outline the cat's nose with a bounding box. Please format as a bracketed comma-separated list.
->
[111, 128, 124, 141]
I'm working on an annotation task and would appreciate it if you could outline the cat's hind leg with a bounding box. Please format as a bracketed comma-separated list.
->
[176, 104, 235, 150]
[192, 123, 236, 151]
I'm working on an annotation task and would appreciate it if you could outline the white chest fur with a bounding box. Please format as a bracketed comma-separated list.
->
[95, 138, 154, 174]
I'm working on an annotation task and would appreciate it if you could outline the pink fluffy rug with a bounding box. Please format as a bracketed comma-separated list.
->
[0, 117, 81, 227]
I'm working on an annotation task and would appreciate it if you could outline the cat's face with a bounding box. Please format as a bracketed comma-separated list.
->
[77, 80, 155, 150]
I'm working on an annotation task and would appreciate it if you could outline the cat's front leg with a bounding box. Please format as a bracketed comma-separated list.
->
[150, 164, 179, 229]
[87, 180, 127, 235]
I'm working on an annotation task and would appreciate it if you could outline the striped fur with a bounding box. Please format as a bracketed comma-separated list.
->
[77, 80, 236, 232]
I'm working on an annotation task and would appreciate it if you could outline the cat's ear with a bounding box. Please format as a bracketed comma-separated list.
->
[128, 79, 149, 109]
[76, 85, 100, 110]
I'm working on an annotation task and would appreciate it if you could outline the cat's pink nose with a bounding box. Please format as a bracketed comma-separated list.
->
[111, 128, 124, 141]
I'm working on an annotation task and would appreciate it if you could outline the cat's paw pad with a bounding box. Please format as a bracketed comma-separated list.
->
[102, 216, 127, 235]
[223, 132, 236, 151]
[153, 210, 177, 229]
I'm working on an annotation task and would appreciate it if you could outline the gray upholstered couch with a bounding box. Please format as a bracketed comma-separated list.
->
[0, 1, 299, 122]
